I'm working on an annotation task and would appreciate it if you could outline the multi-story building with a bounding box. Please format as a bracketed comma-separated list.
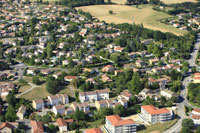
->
[105, 115, 137, 133]
[141, 105, 172, 124]
[79, 89, 110, 103]
[32, 99, 44, 110]
[47, 94, 69, 106]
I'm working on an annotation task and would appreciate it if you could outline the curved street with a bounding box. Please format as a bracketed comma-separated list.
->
[164, 34, 200, 133]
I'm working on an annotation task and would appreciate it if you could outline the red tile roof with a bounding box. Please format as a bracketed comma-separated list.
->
[56, 118, 67, 126]
[0, 122, 13, 130]
[30, 121, 43, 133]
[141, 105, 170, 115]
[84, 128, 103, 133]
[193, 108, 200, 113]
[106, 115, 135, 126]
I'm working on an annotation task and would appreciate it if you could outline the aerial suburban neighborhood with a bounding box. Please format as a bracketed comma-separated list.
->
[0, 0, 200, 132]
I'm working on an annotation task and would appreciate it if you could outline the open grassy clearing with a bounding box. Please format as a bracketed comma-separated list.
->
[76, 5, 186, 35]
[19, 86, 50, 100]
[18, 84, 31, 93]
[138, 119, 178, 133]
[161, 0, 197, 4]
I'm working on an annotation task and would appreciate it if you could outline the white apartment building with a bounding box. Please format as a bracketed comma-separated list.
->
[141, 105, 172, 124]
[48, 94, 69, 105]
[79, 89, 110, 103]
[105, 115, 137, 133]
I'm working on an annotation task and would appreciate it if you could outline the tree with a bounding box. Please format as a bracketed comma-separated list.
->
[192, 66, 197, 73]
[46, 76, 59, 94]
[182, 118, 194, 130]
[108, 10, 113, 14]
[196, 126, 200, 133]
[68, 59, 75, 68]
[114, 105, 125, 116]
[32, 76, 40, 85]
[6, 105, 17, 122]
[129, 72, 142, 94]
[48, 124, 57, 132]
[6, 92, 17, 106]
[47, 44, 53, 58]
[42, 114, 51, 123]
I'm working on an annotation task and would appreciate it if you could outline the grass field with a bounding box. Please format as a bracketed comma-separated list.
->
[19, 86, 50, 100]
[112, 0, 197, 4]
[138, 119, 178, 133]
[76, 5, 187, 35]
[161, 0, 197, 4]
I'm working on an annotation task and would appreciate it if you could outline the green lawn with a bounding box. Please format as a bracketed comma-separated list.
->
[18, 86, 49, 100]
[138, 119, 178, 133]
[190, 102, 200, 108]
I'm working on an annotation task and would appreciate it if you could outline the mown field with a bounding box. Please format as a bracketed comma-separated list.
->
[76, 5, 187, 35]
[161, 0, 197, 4]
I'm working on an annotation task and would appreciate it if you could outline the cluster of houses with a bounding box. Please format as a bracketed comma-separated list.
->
[166, 12, 200, 31]
[0, 83, 16, 97]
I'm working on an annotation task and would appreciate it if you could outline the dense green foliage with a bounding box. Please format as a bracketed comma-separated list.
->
[0, 61, 10, 71]
[61, 0, 105, 7]
[187, 83, 200, 105]
[113, 23, 195, 59]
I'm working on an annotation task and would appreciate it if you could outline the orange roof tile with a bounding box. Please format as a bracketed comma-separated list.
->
[56, 118, 67, 126]
[141, 105, 170, 115]
[106, 115, 135, 126]
[84, 128, 103, 133]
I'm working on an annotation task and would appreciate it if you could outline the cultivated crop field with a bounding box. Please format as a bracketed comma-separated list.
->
[76, 5, 187, 35]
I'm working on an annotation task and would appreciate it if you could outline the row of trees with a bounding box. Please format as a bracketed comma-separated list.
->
[61, 0, 105, 7]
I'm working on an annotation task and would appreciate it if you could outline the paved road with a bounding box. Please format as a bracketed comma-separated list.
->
[164, 34, 200, 133]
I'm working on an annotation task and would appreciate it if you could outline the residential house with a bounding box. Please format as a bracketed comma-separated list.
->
[48, 94, 70, 105]
[119, 90, 132, 101]
[160, 89, 176, 99]
[62, 60, 69, 66]
[17, 105, 26, 120]
[191, 108, 200, 125]
[135, 60, 146, 67]
[53, 105, 65, 115]
[193, 73, 200, 83]
[105, 115, 137, 133]
[102, 65, 115, 73]
[114, 47, 124, 52]
[64, 76, 77, 82]
[56, 118, 68, 132]
[101, 74, 112, 82]
[118, 99, 128, 108]
[40, 69, 52, 75]
[95, 100, 109, 110]
[27, 68, 38, 75]
[30, 121, 44, 133]
[0, 122, 14, 133]
[71, 102, 90, 113]
[66, 107, 75, 115]
[128, 52, 137, 58]
[169, 59, 182, 65]
[32, 99, 44, 110]
[52, 72, 62, 79]
[141, 105, 172, 124]
[83, 128, 103, 133]
[149, 58, 159, 65]
[114, 69, 123, 76]
[79, 89, 110, 103]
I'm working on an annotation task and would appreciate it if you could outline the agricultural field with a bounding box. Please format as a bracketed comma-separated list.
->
[76, 5, 187, 35]
[111, 0, 127, 4]
[161, 0, 197, 4]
